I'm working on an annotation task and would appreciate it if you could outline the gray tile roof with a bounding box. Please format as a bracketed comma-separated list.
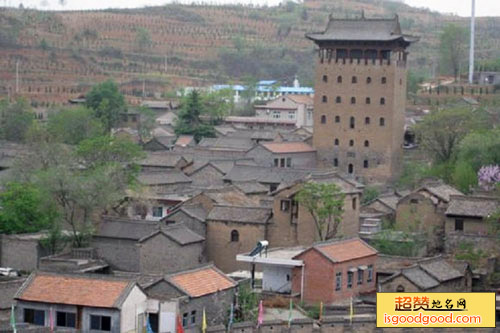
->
[445, 195, 499, 218]
[140, 153, 185, 168]
[139, 223, 205, 245]
[419, 259, 463, 282]
[138, 170, 192, 186]
[207, 205, 272, 224]
[197, 137, 254, 151]
[98, 217, 159, 240]
[402, 266, 440, 290]
[423, 183, 463, 203]
[224, 165, 312, 184]
[233, 181, 269, 194]
[180, 204, 208, 222]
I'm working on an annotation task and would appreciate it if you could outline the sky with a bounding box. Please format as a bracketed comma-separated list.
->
[1, 0, 500, 17]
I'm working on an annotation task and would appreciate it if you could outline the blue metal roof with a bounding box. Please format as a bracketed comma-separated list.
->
[213, 84, 314, 94]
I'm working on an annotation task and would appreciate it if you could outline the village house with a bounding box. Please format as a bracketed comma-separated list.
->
[395, 182, 463, 253]
[137, 169, 192, 193]
[14, 272, 148, 332]
[245, 141, 317, 169]
[163, 203, 208, 237]
[0, 232, 52, 272]
[139, 153, 190, 172]
[444, 195, 500, 254]
[254, 94, 314, 128]
[291, 238, 377, 304]
[142, 136, 176, 151]
[380, 257, 472, 293]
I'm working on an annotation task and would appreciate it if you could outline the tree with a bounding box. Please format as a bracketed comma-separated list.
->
[295, 182, 346, 241]
[203, 89, 233, 123]
[0, 182, 58, 234]
[457, 129, 500, 172]
[136, 106, 155, 144]
[135, 27, 152, 50]
[0, 99, 34, 142]
[415, 108, 487, 164]
[47, 106, 104, 145]
[85, 80, 126, 132]
[439, 24, 467, 80]
[174, 90, 215, 142]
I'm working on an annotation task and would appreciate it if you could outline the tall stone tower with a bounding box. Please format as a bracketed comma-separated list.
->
[307, 14, 417, 183]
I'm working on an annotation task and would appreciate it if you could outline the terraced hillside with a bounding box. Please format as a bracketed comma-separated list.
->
[0, 0, 499, 105]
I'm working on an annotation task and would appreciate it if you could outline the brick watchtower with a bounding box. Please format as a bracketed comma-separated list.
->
[307, 14, 418, 183]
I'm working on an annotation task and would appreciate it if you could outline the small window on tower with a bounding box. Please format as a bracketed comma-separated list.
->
[365, 117, 370, 125]
[380, 117, 385, 126]
[333, 158, 338, 167]
[366, 77, 372, 84]
[364, 160, 369, 168]
[364, 140, 369, 147]
[350, 117, 355, 129]
[381, 77, 387, 84]
[352, 76, 357, 84]
[351, 97, 356, 104]
[337, 76, 342, 83]
[335, 115, 340, 123]
[321, 115, 326, 124]
[231, 230, 239, 242]
[349, 140, 354, 147]
[322, 95, 328, 103]
[380, 97, 386, 105]
[336, 96, 341, 104]
[322, 75, 328, 83]
[365, 97, 371, 104]
[334, 139, 339, 146]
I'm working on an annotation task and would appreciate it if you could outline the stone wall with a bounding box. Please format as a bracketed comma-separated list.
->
[92, 237, 141, 272]
[0, 234, 48, 272]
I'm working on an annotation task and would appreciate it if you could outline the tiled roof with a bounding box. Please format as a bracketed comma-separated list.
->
[175, 135, 194, 147]
[423, 183, 463, 203]
[138, 170, 192, 186]
[418, 259, 463, 282]
[286, 94, 314, 105]
[224, 165, 312, 184]
[445, 195, 499, 218]
[181, 204, 208, 222]
[15, 272, 133, 308]
[207, 205, 272, 224]
[198, 137, 254, 151]
[233, 181, 269, 194]
[261, 142, 316, 154]
[204, 187, 260, 207]
[98, 217, 159, 240]
[140, 153, 185, 168]
[139, 223, 205, 245]
[307, 238, 377, 263]
[168, 266, 236, 298]
[401, 266, 440, 290]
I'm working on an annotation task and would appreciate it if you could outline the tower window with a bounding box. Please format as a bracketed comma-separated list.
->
[322, 75, 328, 83]
[334, 139, 339, 146]
[350, 97, 356, 104]
[322, 95, 328, 103]
[381, 77, 387, 84]
[380, 97, 385, 105]
[352, 197, 357, 209]
[364, 140, 369, 147]
[349, 139, 354, 147]
[335, 115, 340, 123]
[365, 117, 370, 125]
[380, 117, 385, 126]
[333, 158, 338, 167]
[231, 230, 239, 242]
[336, 96, 341, 103]
[350, 117, 355, 129]
[348, 164, 354, 174]
[337, 76, 342, 83]
[363, 160, 369, 168]
[352, 76, 357, 84]
[366, 77, 372, 84]
[321, 115, 326, 124]
[365, 97, 371, 104]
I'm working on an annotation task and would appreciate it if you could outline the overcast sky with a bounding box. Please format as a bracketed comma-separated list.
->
[2, 0, 499, 17]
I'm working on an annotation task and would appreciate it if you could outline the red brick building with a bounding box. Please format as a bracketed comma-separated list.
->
[291, 238, 377, 304]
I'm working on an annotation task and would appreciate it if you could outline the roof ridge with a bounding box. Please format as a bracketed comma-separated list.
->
[212, 204, 271, 210]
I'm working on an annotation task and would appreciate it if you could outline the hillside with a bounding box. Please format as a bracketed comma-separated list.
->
[0, 0, 499, 105]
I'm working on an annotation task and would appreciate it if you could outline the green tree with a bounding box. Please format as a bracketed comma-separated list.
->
[135, 27, 152, 50]
[0, 99, 35, 142]
[295, 182, 346, 241]
[0, 182, 58, 234]
[203, 89, 233, 123]
[136, 106, 156, 144]
[362, 186, 380, 205]
[85, 80, 126, 132]
[174, 90, 215, 142]
[456, 129, 500, 172]
[439, 24, 468, 80]
[47, 107, 104, 145]
[451, 161, 477, 194]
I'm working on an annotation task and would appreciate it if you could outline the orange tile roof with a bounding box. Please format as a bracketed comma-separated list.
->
[16, 273, 131, 308]
[168, 266, 236, 298]
[315, 238, 377, 262]
[262, 142, 316, 154]
[176, 135, 194, 147]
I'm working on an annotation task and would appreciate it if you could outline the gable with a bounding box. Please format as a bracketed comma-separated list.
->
[145, 280, 184, 301]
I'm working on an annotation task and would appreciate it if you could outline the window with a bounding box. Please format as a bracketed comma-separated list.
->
[366, 77, 372, 84]
[348, 164, 354, 174]
[352, 76, 357, 84]
[380, 97, 385, 105]
[410, 199, 419, 204]
[231, 230, 239, 242]
[380, 118, 385, 126]
[363, 160, 369, 168]
[288, 111, 295, 120]
[321, 115, 326, 124]
[358, 269, 364, 285]
[347, 271, 353, 288]
[335, 115, 340, 123]
[191, 311, 196, 325]
[333, 158, 338, 167]
[352, 198, 357, 210]
[365, 117, 370, 125]
[381, 77, 387, 84]
[334, 139, 339, 146]
[337, 75, 342, 83]
[131, 115, 137, 123]
[455, 219, 464, 231]
[335, 272, 342, 291]
[350, 97, 356, 104]
[396, 285, 405, 292]
[152, 206, 163, 218]
[291, 200, 299, 219]
[322, 95, 328, 103]
[270, 184, 278, 192]
[280, 158, 285, 168]
[349, 139, 354, 147]
[322, 75, 328, 83]
[307, 111, 312, 120]
[365, 97, 371, 104]
[363, 140, 370, 148]
[90, 315, 111, 331]
[274, 158, 279, 167]
[335, 96, 341, 104]
[367, 265, 373, 282]
[286, 157, 292, 168]
[24, 309, 45, 326]
[272, 111, 281, 119]
[281, 200, 290, 211]
[182, 313, 188, 327]
[350, 117, 355, 129]
[57, 311, 76, 328]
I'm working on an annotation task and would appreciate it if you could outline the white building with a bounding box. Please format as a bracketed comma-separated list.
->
[254, 94, 314, 128]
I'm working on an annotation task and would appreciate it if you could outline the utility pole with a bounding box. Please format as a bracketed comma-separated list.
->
[468, 0, 475, 84]
[15, 60, 19, 93]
